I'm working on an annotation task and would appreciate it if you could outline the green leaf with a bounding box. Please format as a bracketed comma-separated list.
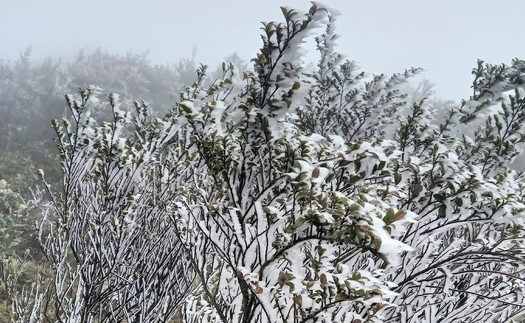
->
[335, 293, 348, 301]
[383, 208, 395, 224]
[455, 197, 463, 207]
[179, 102, 192, 114]
[354, 160, 361, 171]
[394, 172, 402, 185]
[355, 289, 365, 297]
[412, 183, 423, 197]
[434, 193, 446, 203]
[438, 205, 447, 218]
[339, 160, 351, 167]
[284, 217, 306, 233]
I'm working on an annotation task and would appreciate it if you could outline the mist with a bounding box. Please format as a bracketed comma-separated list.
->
[2, 0, 524, 101]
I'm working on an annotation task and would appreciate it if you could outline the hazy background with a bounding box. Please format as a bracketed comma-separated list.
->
[1, 0, 524, 101]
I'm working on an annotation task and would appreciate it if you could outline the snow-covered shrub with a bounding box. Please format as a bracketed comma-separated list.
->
[30, 87, 194, 322]
[16, 3, 525, 323]
[295, 10, 525, 322]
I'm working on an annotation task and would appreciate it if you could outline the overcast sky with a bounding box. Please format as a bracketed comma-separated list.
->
[1, 0, 523, 101]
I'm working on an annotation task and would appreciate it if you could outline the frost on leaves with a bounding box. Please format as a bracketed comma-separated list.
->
[38, 87, 193, 323]
[24, 3, 525, 323]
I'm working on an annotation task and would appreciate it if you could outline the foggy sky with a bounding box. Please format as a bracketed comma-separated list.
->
[1, 0, 523, 101]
